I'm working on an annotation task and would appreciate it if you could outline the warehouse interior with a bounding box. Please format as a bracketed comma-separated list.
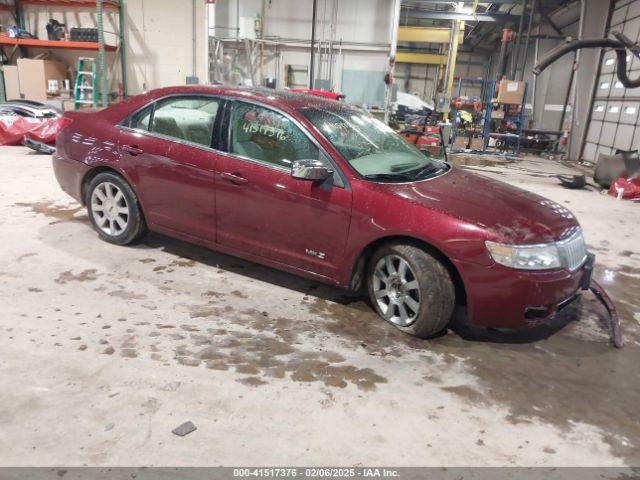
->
[0, 0, 639, 473]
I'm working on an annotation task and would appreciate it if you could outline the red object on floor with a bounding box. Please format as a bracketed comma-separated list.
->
[0, 116, 66, 146]
[608, 177, 640, 200]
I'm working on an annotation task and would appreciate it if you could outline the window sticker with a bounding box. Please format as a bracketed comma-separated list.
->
[241, 121, 287, 142]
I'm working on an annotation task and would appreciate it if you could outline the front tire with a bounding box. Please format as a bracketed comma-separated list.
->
[85, 172, 147, 245]
[367, 243, 455, 338]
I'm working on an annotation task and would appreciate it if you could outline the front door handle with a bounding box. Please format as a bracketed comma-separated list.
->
[123, 144, 144, 156]
[220, 172, 248, 185]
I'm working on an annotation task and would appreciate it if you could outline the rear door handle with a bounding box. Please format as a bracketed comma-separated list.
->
[123, 144, 144, 156]
[220, 172, 249, 185]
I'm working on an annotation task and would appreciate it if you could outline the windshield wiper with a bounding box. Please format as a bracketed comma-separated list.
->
[390, 162, 419, 172]
[407, 163, 447, 180]
[362, 173, 413, 182]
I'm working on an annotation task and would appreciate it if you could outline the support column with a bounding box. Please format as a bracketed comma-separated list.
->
[97, 0, 108, 107]
[309, 0, 318, 89]
[119, 0, 127, 98]
[383, 0, 401, 124]
[443, 20, 461, 120]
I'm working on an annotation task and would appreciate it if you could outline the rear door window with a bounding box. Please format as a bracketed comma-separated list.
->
[151, 96, 220, 147]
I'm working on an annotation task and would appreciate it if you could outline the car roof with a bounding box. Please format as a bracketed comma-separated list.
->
[145, 85, 349, 112]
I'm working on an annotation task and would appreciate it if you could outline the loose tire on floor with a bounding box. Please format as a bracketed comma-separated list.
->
[367, 243, 455, 338]
[85, 171, 147, 245]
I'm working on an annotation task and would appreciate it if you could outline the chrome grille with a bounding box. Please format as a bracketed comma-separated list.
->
[557, 229, 587, 271]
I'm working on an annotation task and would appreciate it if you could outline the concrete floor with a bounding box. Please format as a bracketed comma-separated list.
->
[0, 146, 639, 466]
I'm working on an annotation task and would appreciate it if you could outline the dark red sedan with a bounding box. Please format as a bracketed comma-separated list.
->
[53, 86, 592, 338]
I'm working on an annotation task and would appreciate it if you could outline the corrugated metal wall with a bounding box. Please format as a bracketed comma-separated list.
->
[582, 0, 640, 162]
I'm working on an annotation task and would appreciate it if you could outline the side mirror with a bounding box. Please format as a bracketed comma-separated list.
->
[291, 159, 333, 182]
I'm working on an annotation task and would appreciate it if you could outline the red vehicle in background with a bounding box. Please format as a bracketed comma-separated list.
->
[52, 85, 594, 339]
[288, 88, 345, 101]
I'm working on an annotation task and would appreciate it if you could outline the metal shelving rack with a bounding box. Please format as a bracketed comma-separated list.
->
[0, 0, 126, 106]
[450, 76, 486, 151]
[481, 79, 528, 155]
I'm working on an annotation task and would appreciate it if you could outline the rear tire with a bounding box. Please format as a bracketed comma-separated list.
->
[85, 172, 147, 245]
[367, 243, 455, 338]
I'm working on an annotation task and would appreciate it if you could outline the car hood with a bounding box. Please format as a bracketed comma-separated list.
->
[384, 166, 579, 244]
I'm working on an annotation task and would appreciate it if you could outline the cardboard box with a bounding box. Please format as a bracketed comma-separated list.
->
[497, 79, 525, 104]
[63, 99, 78, 112]
[454, 136, 469, 149]
[491, 109, 505, 119]
[3, 65, 20, 100]
[17, 58, 68, 102]
[470, 137, 485, 150]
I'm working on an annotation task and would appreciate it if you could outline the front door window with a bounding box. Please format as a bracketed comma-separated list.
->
[229, 102, 319, 169]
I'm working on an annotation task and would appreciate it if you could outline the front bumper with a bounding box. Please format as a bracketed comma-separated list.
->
[452, 253, 594, 330]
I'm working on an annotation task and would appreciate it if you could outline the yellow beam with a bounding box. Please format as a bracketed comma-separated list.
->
[398, 25, 464, 44]
[396, 52, 447, 65]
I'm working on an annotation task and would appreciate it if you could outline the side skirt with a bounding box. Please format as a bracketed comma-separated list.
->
[149, 222, 345, 289]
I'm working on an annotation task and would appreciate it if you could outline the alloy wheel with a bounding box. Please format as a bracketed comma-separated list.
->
[90, 181, 130, 236]
[372, 254, 421, 327]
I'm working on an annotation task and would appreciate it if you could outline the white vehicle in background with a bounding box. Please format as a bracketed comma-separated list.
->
[396, 91, 434, 112]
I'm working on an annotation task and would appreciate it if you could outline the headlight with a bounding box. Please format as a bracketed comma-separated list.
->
[485, 241, 561, 270]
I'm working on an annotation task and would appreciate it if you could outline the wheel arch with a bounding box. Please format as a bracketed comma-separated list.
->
[349, 235, 467, 306]
[81, 166, 133, 206]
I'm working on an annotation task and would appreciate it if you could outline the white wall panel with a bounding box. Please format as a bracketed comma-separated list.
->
[621, 101, 640, 124]
[605, 101, 623, 122]
[610, 4, 629, 27]
[583, 142, 597, 162]
[614, 123, 635, 150]
[597, 73, 615, 98]
[596, 144, 614, 159]
[632, 126, 640, 151]
[629, 0, 640, 18]
[622, 16, 640, 38]
[600, 121, 618, 147]
[587, 120, 603, 142]
[601, 52, 617, 74]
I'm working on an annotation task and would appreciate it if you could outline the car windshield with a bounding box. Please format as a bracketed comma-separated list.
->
[300, 106, 448, 182]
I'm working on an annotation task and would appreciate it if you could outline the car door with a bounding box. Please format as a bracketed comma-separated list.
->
[118, 95, 222, 241]
[215, 100, 352, 279]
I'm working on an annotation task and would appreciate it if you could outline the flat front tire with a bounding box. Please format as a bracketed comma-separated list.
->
[85, 172, 147, 245]
[367, 243, 455, 338]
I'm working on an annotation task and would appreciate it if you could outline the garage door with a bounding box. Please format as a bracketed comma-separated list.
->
[582, 0, 640, 163]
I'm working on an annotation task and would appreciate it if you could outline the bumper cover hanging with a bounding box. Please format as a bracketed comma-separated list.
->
[580, 253, 623, 348]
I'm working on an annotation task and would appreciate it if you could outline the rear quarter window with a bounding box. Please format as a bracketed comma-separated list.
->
[127, 104, 153, 130]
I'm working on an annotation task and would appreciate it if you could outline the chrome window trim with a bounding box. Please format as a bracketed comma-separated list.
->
[117, 125, 220, 155]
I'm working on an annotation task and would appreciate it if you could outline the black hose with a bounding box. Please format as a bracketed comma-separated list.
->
[533, 37, 640, 88]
